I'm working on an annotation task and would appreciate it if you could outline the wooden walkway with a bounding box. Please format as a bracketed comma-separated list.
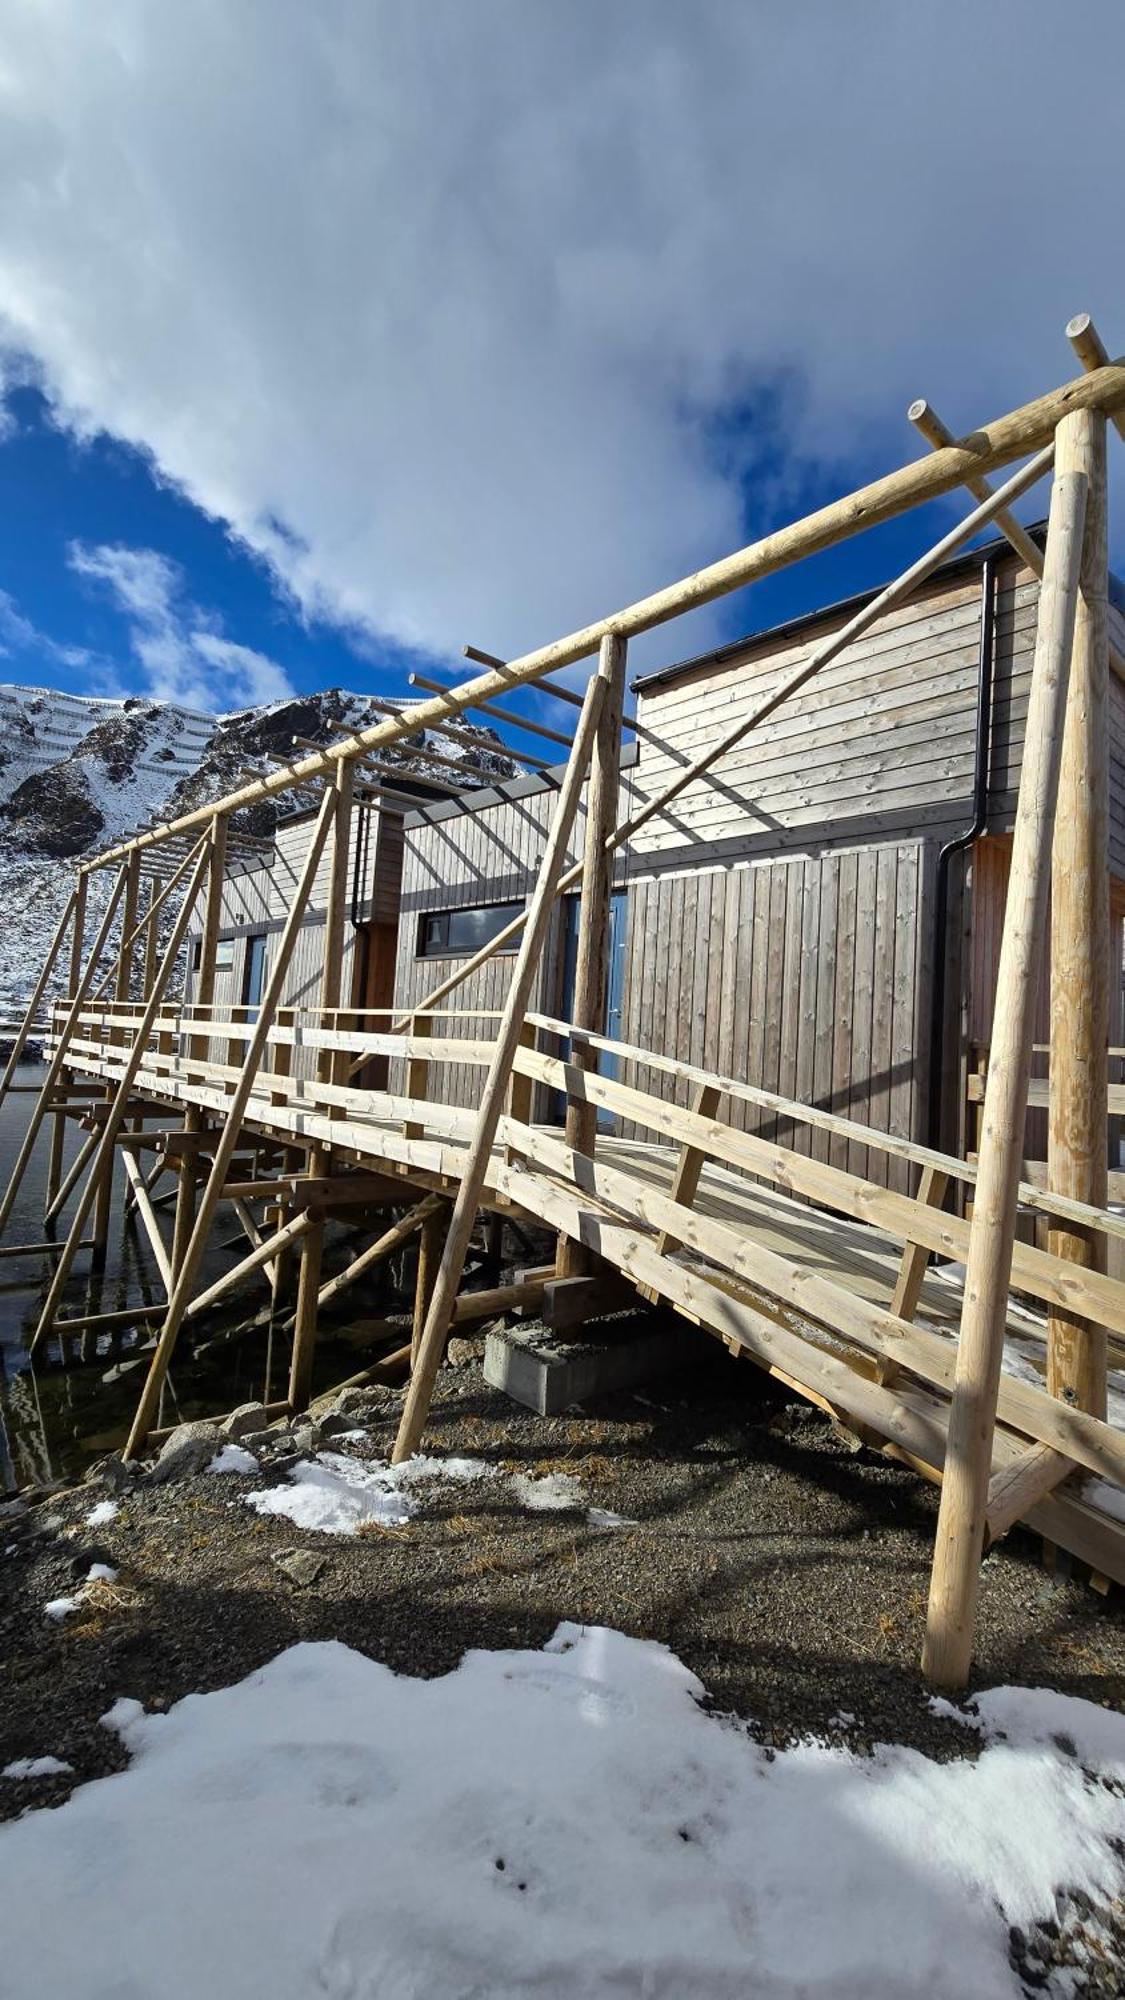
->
[43, 999, 1125, 1589]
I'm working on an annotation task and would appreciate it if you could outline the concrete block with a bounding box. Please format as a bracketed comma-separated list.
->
[483, 1313, 694, 1416]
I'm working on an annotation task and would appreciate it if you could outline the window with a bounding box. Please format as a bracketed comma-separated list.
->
[215, 940, 235, 968]
[242, 934, 268, 1018]
[417, 901, 523, 957]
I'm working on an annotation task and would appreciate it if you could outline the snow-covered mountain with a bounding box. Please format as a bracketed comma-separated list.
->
[0, 683, 513, 1016]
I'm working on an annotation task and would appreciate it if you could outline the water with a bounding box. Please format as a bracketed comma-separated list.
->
[0, 1063, 279, 1487]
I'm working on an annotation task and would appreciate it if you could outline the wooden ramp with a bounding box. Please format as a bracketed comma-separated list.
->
[42, 996, 1125, 1596]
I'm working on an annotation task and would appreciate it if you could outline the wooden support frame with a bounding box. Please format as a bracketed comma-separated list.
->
[0, 888, 77, 1110]
[1047, 408, 1109, 1419]
[392, 656, 609, 1462]
[923, 417, 1089, 1687]
[557, 631, 628, 1278]
[124, 783, 338, 1456]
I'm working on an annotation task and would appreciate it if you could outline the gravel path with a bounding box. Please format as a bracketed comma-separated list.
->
[3, 1339, 1123, 1815]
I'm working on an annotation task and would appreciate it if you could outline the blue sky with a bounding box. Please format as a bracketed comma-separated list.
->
[0, 2, 1119, 747]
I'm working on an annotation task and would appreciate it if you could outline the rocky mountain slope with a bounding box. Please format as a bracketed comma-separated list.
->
[0, 684, 513, 1017]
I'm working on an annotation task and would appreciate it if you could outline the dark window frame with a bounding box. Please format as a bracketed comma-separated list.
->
[416, 900, 524, 959]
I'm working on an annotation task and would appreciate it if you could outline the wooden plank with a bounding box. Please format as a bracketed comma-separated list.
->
[985, 1444, 1076, 1547]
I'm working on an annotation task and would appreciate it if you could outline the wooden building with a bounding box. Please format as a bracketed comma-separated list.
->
[393, 533, 1125, 1189]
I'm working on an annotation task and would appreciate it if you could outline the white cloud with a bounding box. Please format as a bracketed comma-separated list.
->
[67, 540, 295, 713]
[0, 2, 1123, 674]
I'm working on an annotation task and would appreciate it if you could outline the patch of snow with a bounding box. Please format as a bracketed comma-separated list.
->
[208, 1445, 260, 1476]
[0, 1625, 1122, 1998]
[587, 1507, 636, 1530]
[927, 1694, 982, 1729]
[3, 1756, 73, 1780]
[84, 1498, 119, 1527]
[85, 1563, 118, 1585]
[43, 1596, 79, 1622]
[511, 1470, 586, 1512]
[244, 1450, 497, 1537]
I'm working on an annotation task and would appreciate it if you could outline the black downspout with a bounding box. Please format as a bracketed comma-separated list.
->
[927, 549, 1000, 1149]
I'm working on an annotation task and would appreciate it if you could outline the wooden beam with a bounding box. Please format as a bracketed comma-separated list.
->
[84, 356, 1125, 873]
[392, 658, 608, 1463]
[0, 888, 76, 1109]
[186, 1210, 313, 1320]
[314, 1194, 444, 1315]
[450, 1278, 545, 1323]
[1066, 313, 1125, 444]
[985, 1444, 1076, 1548]
[1048, 408, 1109, 1420]
[654, 1080, 723, 1258]
[29, 841, 213, 1353]
[121, 1148, 173, 1292]
[290, 759, 354, 1410]
[173, 819, 228, 1286]
[409, 672, 573, 749]
[923, 420, 1089, 1688]
[395, 447, 1055, 1028]
[124, 784, 338, 1456]
[45, 872, 88, 1215]
[0, 864, 129, 1239]
[412, 1196, 448, 1364]
[888, 1166, 950, 1322]
[558, 631, 628, 1277]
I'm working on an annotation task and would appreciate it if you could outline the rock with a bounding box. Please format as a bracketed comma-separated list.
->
[446, 1337, 484, 1369]
[222, 1402, 269, 1442]
[149, 1420, 225, 1485]
[272, 1548, 327, 1588]
[84, 1453, 134, 1493]
[240, 1430, 284, 1452]
[288, 1422, 320, 1458]
[317, 1412, 361, 1440]
[329, 1386, 394, 1420]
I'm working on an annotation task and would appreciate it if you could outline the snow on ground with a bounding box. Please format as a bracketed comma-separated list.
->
[0, 1622, 1122, 1999]
[241, 1447, 625, 1535]
[84, 1497, 119, 1526]
[207, 1444, 260, 1476]
[3, 1755, 73, 1780]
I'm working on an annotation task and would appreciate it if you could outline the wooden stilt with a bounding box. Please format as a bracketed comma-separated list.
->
[289, 761, 354, 1411]
[923, 422, 1089, 1688]
[0, 888, 77, 1109]
[124, 784, 338, 1457]
[92, 851, 142, 1265]
[0, 864, 129, 1240]
[186, 1211, 313, 1320]
[557, 632, 628, 1279]
[392, 658, 607, 1464]
[44, 1124, 99, 1226]
[172, 822, 228, 1286]
[1047, 409, 1109, 1420]
[310, 1193, 444, 1316]
[29, 840, 212, 1354]
[412, 1197, 449, 1365]
[46, 874, 88, 1219]
[121, 1149, 173, 1292]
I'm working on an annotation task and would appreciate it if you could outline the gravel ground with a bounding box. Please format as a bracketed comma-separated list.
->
[4, 1336, 1125, 1991]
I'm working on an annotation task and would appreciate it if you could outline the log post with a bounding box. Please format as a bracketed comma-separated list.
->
[44, 876, 86, 1217]
[289, 761, 354, 1410]
[923, 423, 1088, 1688]
[412, 1196, 450, 1366]
[0, 864, 128, 1238]
[172, 817, 228, 1283]
[29, 841, 213, 1353]
[92, 849, 142, 1265]
[125, 784, 338, 1456]
[392, 660, 607, 1463]
[557, 631, 627, 1278]
[1047, 408, 1109, 1420]
[0, 887, 78, 1112]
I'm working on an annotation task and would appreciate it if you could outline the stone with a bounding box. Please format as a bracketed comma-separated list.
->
[85, 1453, 134, 1493]
[222, 1401, 269, 1442]
[446, 1336, 484, 1369]
[288, 1422, 320, 1458]
[272, 1548, 327, 1588]
[149, 1420, 225, 1485]
[329, 1386, 394, 1420]
[317, 1412, 361, 1440]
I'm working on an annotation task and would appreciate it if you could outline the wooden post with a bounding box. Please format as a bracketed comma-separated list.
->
[92, 850, 142, 1264]
[29, 841, 213, 1353]
[392, 660, 607, 1463]
[0, 887, 78, 1110]
[124, 784, 337, 1456]
[0, 863, 129, 1239]
[289, 760, 354, 1410]
[412, 1196, 450, 1365]
[44, 876, 87, 1218]
[1047, 409, 1109, 1420]
[654, 1081, 723, 1257]
[172, 818, 228, 1283]
[557, 632, 627, 1279]
[923, 423, 1088, 1688]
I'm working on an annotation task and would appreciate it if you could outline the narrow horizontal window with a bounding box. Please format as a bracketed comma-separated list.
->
[417, 900, 523, 957]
